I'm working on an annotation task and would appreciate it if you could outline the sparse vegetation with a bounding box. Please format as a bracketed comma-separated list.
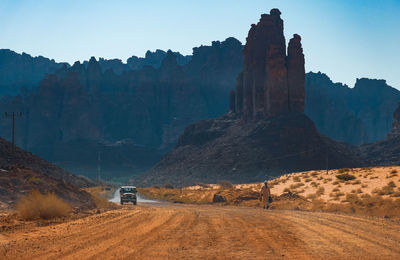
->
[336, 173, 356, 181]
[290, 183, 304, 189]
[338, 168, 350, 174]
[16, 190, 71, 220]
[293, 176, 301, 182]
[310, 181, 318, 188]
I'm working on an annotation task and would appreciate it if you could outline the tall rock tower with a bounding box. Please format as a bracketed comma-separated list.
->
[230, 9, 305, 120]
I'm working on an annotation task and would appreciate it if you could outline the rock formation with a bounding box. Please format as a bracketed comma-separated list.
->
[361, 101, 400, 166]
[232, 9, 305, 120]
[0, 39, 244, 180]
[137, 9, 365, 186]
[305, 72, 400, 145]
[389, 101, 400, 136]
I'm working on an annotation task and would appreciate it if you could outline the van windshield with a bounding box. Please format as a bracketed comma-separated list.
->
[122, 187, 136, 193]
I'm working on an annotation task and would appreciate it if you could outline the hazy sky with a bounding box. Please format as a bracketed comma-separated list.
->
[1, 0, 399, 88]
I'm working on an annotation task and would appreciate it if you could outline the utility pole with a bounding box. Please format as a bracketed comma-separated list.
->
[5, 112, 22, 152]
[326, 145, 329, 175]
[97, 151, 101, 182]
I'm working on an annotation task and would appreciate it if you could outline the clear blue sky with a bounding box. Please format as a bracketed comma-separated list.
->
[1, 0, 399, 89]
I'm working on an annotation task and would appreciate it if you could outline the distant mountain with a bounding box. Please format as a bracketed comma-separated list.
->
[0, 49, 68, 96]
[0, 38, 244, 180]
[305, 72, 400, 145]
[82, 49, 192, 75]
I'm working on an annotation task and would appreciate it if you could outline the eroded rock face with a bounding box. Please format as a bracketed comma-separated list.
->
[233, 9, 305, 120]
[388, 102, 400, 137]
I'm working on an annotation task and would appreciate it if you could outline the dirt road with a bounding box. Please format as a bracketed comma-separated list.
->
[1, 204, 400, 259]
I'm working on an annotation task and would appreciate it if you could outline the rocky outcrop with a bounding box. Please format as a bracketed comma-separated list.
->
[233, 9, 305, 120]
[390, 102, 400, 136]
[138, 113, 365, 186]
[137, 9, 365, 186]
[361, 101, 400, 166]
[305, 72, 400, 145]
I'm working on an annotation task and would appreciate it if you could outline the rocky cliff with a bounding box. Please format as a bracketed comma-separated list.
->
[138, 9, 365, 186]
[305, 72, 400, 145]
[361, 101, 400, 166]
[232, 9, 305, 119]
[0, 39, 243, 180]
[0, 49, 67, 96]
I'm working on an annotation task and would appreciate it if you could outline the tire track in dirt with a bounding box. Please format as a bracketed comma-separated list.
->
[274, 210, 400, 258]
[1, 204, 399, 259]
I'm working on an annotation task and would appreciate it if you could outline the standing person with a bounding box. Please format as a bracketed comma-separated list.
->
[260, 180, 271, 209]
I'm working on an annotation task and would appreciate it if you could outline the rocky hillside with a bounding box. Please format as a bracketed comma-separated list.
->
[0, 137, 96, 210]
[137, 9, 365, 186]
[138, 113, 364, 186]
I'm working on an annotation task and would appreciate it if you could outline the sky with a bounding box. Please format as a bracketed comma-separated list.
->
[0, 0, 399, 89]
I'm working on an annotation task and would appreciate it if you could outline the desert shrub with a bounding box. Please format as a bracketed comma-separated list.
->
[332, 187, 340, 192]
[338, 168, 350, 174]
[311, 171, 319, 177]
[17, 190, 71, 220]
[332, 181, 339, 185]
[352, 180, 361, 185]
[335, 192, 345, 197]
[290, 183, 304, 189]
[357, 188, 363, 194]
[391, 169, 398, 174]
[283, 187, 290, 193]
[388, 181, 396, 188]
[217, 180, 233, 189]
[316, 187, 325, 196]
[336, 173, 356, 181]
[311, 181, 318, 188]
[361, 184, 368, 188]
[305, 178, 312, 182]
[293, 176, 301, 182]
[162, 183, 175, 189]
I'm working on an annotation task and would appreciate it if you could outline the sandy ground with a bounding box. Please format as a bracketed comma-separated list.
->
[0, 203, 399, 259]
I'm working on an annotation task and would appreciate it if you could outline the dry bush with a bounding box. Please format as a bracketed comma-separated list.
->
[352, 180, 361, 185]
[305, 178, 312, 182]
[17, 190, 71, 220]
[293, 176, 301, 182]
[391, 169, 398, 174]
[332, 181, 339, 185]
[290, 183, 304, 189]
[310, 181, 318, 188]
[316, 187, 325, 196]
[217, 180, 233, 189]
[338, 168, 350, 174]
[336, 173, 356, 181]
[388, 181, 396, 188]
[361, 184, 368, 188]
[332, 187, 340, 192]
[310, 171, 319, 177]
